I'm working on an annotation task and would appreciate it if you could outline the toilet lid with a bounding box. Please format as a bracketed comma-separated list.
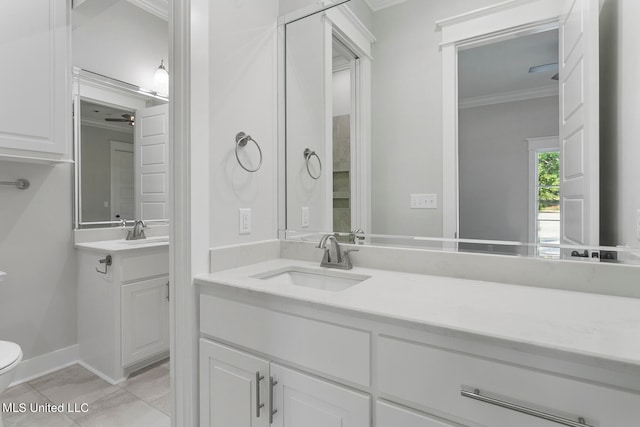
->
[0, 341, 22, 370]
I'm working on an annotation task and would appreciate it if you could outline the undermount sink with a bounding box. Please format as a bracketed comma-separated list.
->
[123, 236, 169, 245]
[253, 266, 370, 292]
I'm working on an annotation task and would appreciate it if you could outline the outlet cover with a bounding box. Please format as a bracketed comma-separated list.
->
[239, 208, 251, 235]
[301, 207, 310, 228]
[410, 194, 437, 209]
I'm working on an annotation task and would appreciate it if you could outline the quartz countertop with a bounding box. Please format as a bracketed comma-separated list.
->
[75, 236, 169, 253]
[196, 258, 640, 371]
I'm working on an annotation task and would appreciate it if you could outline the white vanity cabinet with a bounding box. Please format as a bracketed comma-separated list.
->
[77, 244, 169, 383]
[198, 278, 640, 427]
[0, 0, 71, 163]
[199, 340, 370, 427]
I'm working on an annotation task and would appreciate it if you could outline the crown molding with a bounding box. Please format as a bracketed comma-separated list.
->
[363, 0, 409, 12]
[81, 118, 134, 134]
[127, 0, 168, 21]
[459, 85, 558, 109]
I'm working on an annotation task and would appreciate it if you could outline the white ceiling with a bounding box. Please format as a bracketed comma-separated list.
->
[81, 100, 134, 133]
[458, 29, 559, 102]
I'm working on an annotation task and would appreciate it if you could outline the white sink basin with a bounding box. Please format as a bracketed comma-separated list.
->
[123, 236, 169, 245]
[253, 267, 370, 292]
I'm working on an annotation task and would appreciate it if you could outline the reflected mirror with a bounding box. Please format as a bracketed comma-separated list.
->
[283, 0, 637, 262]
[72, 0, 169, 229]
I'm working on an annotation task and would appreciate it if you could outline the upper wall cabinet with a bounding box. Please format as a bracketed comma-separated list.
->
[0, 0, 71, 163]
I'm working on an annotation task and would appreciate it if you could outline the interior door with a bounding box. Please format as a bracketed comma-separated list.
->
[134, 103, 169, 221]
[110, 141, 134, 220]
[559, 0, 599, 251]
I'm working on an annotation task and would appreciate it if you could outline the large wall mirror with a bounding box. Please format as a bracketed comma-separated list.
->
[282, 0, 638, 263]
[71, 0, 169, 229]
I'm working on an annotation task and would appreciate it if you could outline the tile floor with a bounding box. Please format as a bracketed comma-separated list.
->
[0, 360, 170, 427]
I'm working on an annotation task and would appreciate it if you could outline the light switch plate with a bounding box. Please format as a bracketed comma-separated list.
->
[239, 208, 251, 235]
[410, 194, 437, 209]
[301, 207, 310, 228]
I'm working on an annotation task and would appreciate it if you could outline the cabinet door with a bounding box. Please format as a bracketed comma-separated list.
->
[270, 363, 370, 427]
[121, 277, 169, 366]
[0, 0, 70, 159]
[199, 340, 270, 427]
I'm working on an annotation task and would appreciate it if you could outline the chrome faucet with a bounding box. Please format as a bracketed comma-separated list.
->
[127, 220, 147, 240]
[317, 234, 358, 270]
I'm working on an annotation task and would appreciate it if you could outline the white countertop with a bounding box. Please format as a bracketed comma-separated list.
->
[196, 258, 640, 370]
[75, 236, 169, 253]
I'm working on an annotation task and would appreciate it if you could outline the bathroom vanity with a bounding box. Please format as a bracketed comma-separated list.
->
[196, 248, 640, 427]
[76, 238, 170, 383]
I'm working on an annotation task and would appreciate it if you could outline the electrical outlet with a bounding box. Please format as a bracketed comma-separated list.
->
[301, 207, 310, 228]
[103, 201, 109, 208]
[636, 209, 640, 241]
[410, 194, 437, 209]
[239, 208, 251, 235]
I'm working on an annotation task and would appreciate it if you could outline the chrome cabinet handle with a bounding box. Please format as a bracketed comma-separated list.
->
[461, 388, 591, 427]
[255, 372, 265, 417]
[166, 281, 170, 301]
[269, 376, 278, 423]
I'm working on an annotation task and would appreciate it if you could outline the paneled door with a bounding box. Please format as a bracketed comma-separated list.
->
[270, 363, 370, 427]
[134, 104, 169, 221]
[559, 0, 600, 250]
[199, 340, 270, 427]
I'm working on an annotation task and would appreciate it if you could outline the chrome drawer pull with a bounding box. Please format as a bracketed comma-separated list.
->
[255, 372, 265, 417]
[461, 388, 591, 427]
[269, 376, 278, 424]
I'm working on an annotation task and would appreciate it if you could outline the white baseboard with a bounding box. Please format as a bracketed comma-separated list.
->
[10, 344, 79, 387]
[76, 361, 125, 386]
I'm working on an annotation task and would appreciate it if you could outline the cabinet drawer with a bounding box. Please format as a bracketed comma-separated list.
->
[200, 294, 370, 387]
[120, 250, 169, 282]
[377, 336, 640, 427]
[377, 400, 456, 427]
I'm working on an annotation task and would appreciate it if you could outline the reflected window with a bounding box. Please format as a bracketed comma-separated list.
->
[536, 149, 560, 258]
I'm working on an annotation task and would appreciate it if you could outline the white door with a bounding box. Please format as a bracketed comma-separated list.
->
[121, 277, 169, 366]
[270, 363, 370, 427]
[135, 104, 169, 221]
[559, 0, 599, 250]
[199, 340, 270, 427]
[110, 141, 134, 221]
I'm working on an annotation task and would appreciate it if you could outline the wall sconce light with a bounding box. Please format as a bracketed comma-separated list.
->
[154, 59, 169, 96]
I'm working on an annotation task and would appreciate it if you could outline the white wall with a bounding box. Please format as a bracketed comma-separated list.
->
[600, 0, 640, 248]
[458, 96, 559, 243]
[80, 125, 134, 222]
[286, 13, 332, 232]
[371, 0, 500, 238]
[0, 162, 77, 360]
[209, 0, 279, 246]
[72, 1, 168, 90]
[333, 69, 351, 116]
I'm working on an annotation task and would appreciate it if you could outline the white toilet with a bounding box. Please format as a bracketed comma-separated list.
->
[0, 341, 22, 426]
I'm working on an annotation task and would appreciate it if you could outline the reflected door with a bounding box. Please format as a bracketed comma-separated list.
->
[134, 104, 169, 221]
[110, 141, 134, 220]
[559, 0, 600, 249]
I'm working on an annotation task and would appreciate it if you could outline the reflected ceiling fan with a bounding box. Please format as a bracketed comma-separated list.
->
[529, 62, 559, 80]
[105, 114, 135, 126]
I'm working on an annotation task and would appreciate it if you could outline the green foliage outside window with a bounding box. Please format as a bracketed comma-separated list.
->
[538, 151, 559, 211]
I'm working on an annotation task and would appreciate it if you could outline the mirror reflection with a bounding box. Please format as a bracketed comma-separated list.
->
[284, 0, 634, 261]
[72, 0, 169, 229]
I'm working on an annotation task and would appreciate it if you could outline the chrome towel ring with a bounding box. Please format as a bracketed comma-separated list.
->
[304, 148, 322, 180]
[235, 132, 263, 173]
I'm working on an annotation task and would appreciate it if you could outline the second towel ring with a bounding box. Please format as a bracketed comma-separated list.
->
[304, 148, 322, 180]
[235, 132, 263, 173]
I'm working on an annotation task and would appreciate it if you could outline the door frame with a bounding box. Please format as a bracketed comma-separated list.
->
[437, 0, 564, 240]
[109, 140, 135, 221]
